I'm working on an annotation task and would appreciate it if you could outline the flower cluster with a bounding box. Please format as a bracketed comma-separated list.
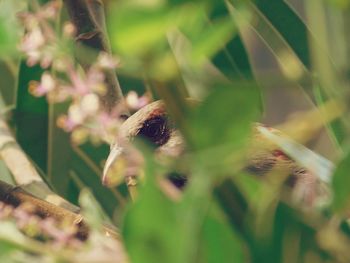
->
[17, 0, 129, 144]
[0, 201, 82, 248]
[18, 1, 63, 69]
[125, 90, 151, 112]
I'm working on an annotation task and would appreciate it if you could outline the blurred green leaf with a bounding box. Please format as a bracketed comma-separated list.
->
[227, 1, 308, 83]
[313, 85, 346, 152]
[15, 62, 48, 171]
[189, 82, 260, 151]
[109, 5, 175, 56]
[122, 160, 179, 263]
[331, 150, 350, 213]
[0, 0, 25, 57]
[0, 221, 42, 255]
[210, 3, 253, 80]
[47, 102, 72, 196]
[254, 0, 311, 68]
[191, 17, 236, 65]
[199, 206, 246, 263]
[70, 149, 128, 219]
[327, 0, 350, 8]
[79, 188, 110, 230]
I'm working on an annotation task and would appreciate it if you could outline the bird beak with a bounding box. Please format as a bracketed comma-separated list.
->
[102, 145, 124, 186]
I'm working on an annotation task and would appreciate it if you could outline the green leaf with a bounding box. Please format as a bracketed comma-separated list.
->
[254, 0, 310, 68]
[331, 150, 350, 212]
[70, 148, 128, 219]
[0, 221, 42, 254]
[227, 1, 308, 83]
[189, 81, 260, 152]
[122, 171, 179, 263]
[199, 207, 246, 263]
[207, 2, 254, 80]
[0, 0, 25, 57]
[79, 188, 110, 230]
[191, 17, 237, 65]
[47, 101, 72, 196]
[109, 5, 174, 56]
[15, 63, 48, 171]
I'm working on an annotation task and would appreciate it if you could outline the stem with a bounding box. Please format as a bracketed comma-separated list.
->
[63, 0, 127, 114]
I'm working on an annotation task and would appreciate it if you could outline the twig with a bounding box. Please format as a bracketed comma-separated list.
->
[0, 179, 120, 240]
[0, 179, 88, 239]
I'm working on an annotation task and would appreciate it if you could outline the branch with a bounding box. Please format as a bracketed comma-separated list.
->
[63, 0, 127, 114]
[0, 179, 120, 240]
[0, 179, 88, 239]
[0, 117, 79, 212]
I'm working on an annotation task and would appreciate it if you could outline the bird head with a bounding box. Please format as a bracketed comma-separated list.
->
[102, 100, 185, 187]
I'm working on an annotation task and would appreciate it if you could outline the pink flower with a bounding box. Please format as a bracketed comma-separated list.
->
[29, 72, 56, 96]
[96, 52, 119, 70]
[19, 27, 46, 66]
[126, 91, 151, 111]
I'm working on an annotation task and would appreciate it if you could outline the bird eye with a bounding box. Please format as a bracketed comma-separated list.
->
[137, 116, 170, 146]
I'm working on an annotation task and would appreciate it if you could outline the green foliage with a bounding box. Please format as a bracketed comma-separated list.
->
[16, 63, 48, 171]
[123, 168, 180, 263]
[189, 82, 260, 151]
[0, 0, 25, 56]
[200, 211, 245, 263]
[1, 0, 350, 262]
[332, 150, 350, 213]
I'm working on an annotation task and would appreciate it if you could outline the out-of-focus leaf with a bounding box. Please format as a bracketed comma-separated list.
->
[234, 172, 262, 206]
[47, 102, 72, 196]
[313, 84, 346, 151]
[331, 151, 350, 213]
[189, 82, 260, 152]
[214, 178, 248, 232]
[0, 61, 18, 107]
[210, 3, 254, 80]
[168, 29, 226, 100]
[227, 1, 308, 83]
[191, 17, 236, 65]
[109, 3, 188, 56]
[79, 188, 110, 230]
[16, 62, 48, 171]
[0, 161, 14, 185]
[122, 159, 179, 263]
[0, 221, 42, 255]
[199, 206, 246, 263]
[71, 149, 128, 219]
[254, 0, 310, 68]
[0, 0, 25, 57]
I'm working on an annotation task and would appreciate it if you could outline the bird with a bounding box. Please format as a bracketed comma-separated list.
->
[103, 100, 329, 206]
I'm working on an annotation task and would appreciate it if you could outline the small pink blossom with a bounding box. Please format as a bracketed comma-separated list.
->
[39, 1, 61, 20]
[18, 0, 128, 145]
[29, 72, 56, 96]
[96, 52, 119, 70]
[19, 27, 45, 66]
[126, 91, 151, 111]
[63, 22, 76, 38]
[57, 115, 76, 132]
[81, 93, 100, 114]
[68, 104, 85, 126]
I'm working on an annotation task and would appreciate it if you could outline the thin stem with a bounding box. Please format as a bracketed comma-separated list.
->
[63, 0, 127, 114]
